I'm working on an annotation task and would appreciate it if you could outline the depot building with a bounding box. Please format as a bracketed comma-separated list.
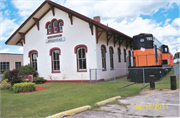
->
[5, 0, 133, 82]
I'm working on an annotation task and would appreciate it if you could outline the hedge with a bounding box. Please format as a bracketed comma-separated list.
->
[33, 77, 46, 84]
[13, 82, 36, 93]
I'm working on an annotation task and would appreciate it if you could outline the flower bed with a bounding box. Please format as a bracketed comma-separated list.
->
[18, 86, 49, 94]
[36, 86, 49, 91]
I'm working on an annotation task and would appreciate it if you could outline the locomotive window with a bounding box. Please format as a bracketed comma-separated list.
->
[146, 40, 153, 48]
[165, 47, 167, 52]
[153, 36, 162, 48]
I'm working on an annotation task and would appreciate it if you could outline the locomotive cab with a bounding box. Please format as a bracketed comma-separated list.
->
[161, 45, 169, 65]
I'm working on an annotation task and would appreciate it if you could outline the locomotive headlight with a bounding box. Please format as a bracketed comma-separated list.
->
[140, 38, 144, 42]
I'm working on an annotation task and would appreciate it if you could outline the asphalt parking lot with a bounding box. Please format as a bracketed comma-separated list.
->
[69, 89, 180, 118]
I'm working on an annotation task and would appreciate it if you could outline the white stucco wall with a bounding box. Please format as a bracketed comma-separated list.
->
[23, 8, 97, 80]
[95, 30, 133, 80]
[23, 7, 133, 81]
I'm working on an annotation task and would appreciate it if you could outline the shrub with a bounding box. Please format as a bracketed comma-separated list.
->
[1, 79, 11, 89]
[18, 64, 38, 77]
[2, 70, 9, 81]
[12, 82, 36, 93]
[33, 77, 46, 84]
[5, 69, 22, 85]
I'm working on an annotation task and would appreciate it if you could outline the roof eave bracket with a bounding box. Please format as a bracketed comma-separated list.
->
[106, 31, 113, 46]
[119, 38, 125, 47]
[89, 23, 93, 35]
[68, 13, 73, 25]
[114, 35, 119, 47]
[19, 32, 25, 44]
[33, 17, 40, 30]
[16, 38, 23, 46]
[126, 40, 131, 49]
[49, 4, 55, 16]
[96, 27, 105, 44]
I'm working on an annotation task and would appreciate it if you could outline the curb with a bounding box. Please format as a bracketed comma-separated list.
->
[95, 96, 121, 106]
[46, 96, 121, 118]
[46, 105, 91, 118]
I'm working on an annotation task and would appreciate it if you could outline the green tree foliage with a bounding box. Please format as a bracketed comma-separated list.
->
[18, 64, 38, 77]
[5, 69, 22, 85]
[174, 52, 180, 59]
[2, 70, 9, 81]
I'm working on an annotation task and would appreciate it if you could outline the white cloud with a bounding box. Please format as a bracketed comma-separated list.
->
[18, 47, 23, 52]
[63, 0, 179, 22]
[172, 18, 180, 27]
[11, 0, 44, 18]
[102, 17, 180, 55]
[0, 2, 6, 9]
[0, 48, 10, 53]
[11, 0, 65, 18]
[105, 17, 180, 38]
[165, 18, 171, 26]
[0, 11, 2, 21]
[0, 17, 19, 41]
[4, 10, 11, 16]
[12, 0, 179, 21]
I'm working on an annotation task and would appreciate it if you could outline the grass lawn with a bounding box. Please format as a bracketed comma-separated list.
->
[1, 68, 179, 117]
[143, 68, 179, 90]
[1, 78, 143, 117]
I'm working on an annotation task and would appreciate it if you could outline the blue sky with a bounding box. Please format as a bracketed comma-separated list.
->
[0, 0, 179, 56]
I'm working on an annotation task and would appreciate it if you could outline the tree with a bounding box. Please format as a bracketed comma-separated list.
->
[174, 52, 180, 63]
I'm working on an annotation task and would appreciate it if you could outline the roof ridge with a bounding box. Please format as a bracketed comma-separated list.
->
[5, 0, 132, 45]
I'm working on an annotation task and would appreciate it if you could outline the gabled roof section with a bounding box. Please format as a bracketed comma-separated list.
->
[5, 0, 132, 46]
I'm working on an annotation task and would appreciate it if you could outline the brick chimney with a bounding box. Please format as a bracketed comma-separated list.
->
[93, 16, 100, 23]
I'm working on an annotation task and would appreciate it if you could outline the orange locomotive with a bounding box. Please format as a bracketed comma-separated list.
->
[128, 33, 173, 82]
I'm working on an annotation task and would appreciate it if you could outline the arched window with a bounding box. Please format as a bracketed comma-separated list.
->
[74, 45, 88, 72]
[53, 21, 57, 33]
[49, 47, 61, 73]
[45, 19, 64, 35]
[59, 21, 63, 32]
[77, 47, 86, 70]
[124, 49, 126, 62]
[28, 50, 38, 71]
[109, 47, 114, 69]
[52, 50, 60, 72]
[101, 45, 106, 70]
[47, 24, 51, 34]
[118, 47, 121, 62]
[31, 52, 37, 71]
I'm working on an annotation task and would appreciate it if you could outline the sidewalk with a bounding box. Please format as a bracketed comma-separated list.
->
[68, 89, 180, 118]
